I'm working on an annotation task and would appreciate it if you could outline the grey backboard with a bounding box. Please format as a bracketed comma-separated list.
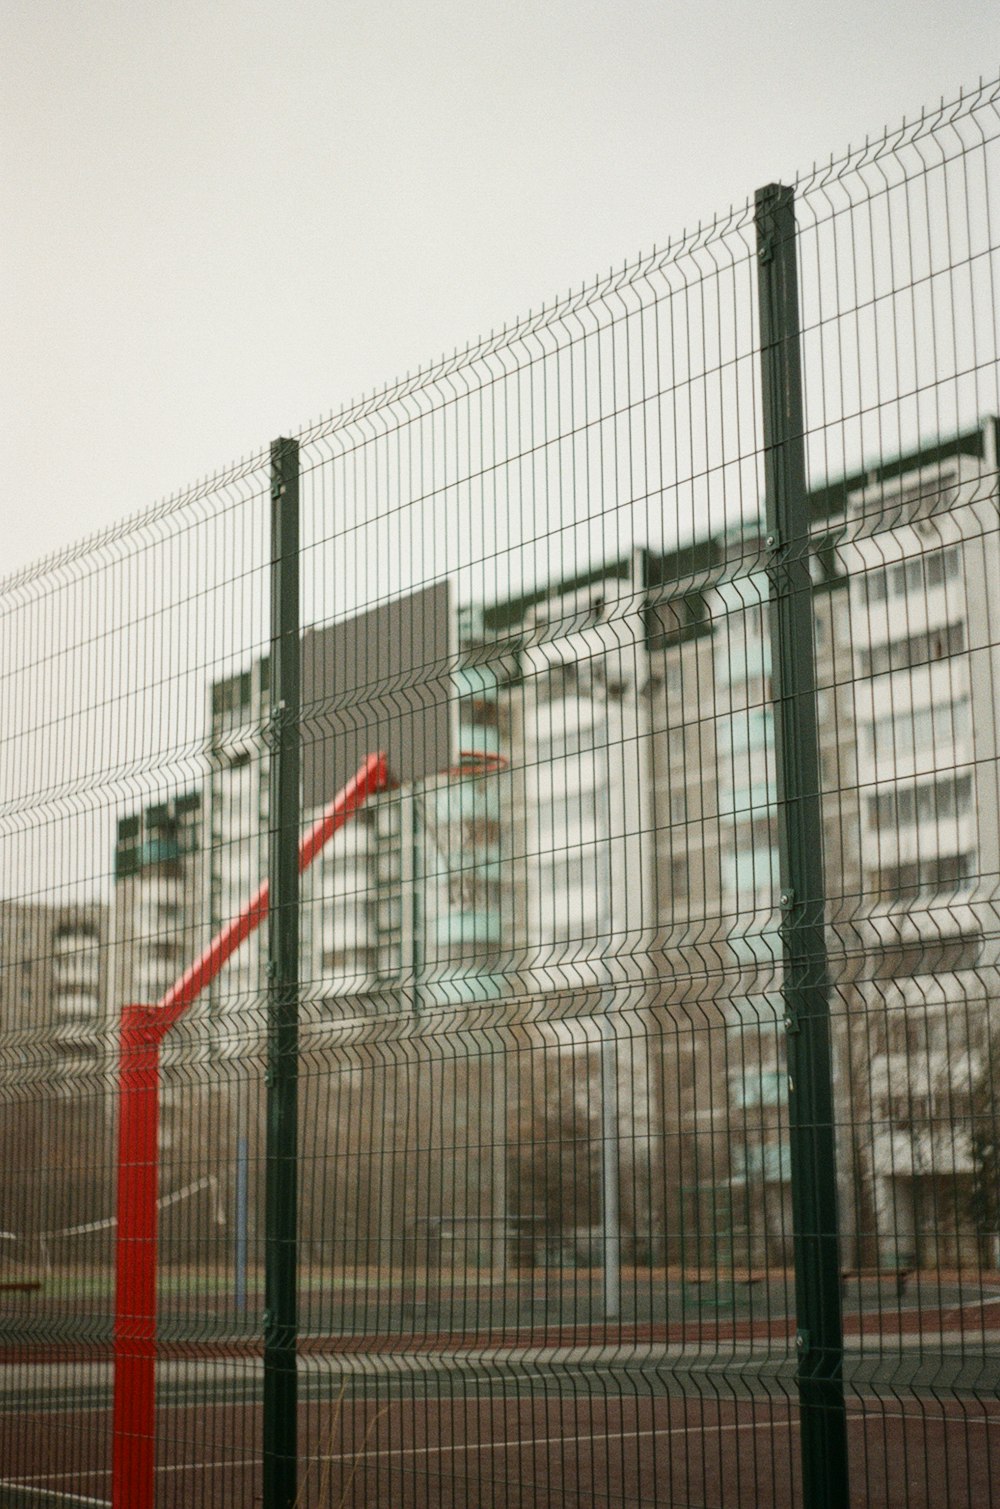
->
[301, 580, 453, 807]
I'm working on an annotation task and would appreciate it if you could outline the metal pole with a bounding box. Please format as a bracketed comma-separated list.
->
[107, 760, 389, 1509]
[264, 436, 301, 1509]
[754, 183, 849, 1509]
[598, 768, 621, 1319]
[112, 1006, 160, 1509]
[235, 1133, 249, 1315]
[599, 1023, 621, 1318]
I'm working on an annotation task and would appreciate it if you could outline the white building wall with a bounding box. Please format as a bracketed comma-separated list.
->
[845, 443, 999, 1264]
[519, 568, 655, 998]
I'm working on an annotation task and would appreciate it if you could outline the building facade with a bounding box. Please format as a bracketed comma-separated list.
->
[836, 420, 1000, 1266]
[99, 417, 999, 1275]
[0, 900, 110, 1266]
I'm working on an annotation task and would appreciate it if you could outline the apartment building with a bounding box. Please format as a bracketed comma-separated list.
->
[696, 420, 1000, 1269]
[837, 420, 1000, 1266]
[204, 661, 270, 1056]
[706, 543, 787, 1264]
[0, 899, 110, 1259]
[476, 548, 728, 1264]
[484, 558, 658, 1261]
[100, 417, 998, 1272]
[112, 791, 203, 1010]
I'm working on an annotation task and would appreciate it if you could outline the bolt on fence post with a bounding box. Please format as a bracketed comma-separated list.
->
[754, 183, 850, 1509]
[264, 436, 301, 1509]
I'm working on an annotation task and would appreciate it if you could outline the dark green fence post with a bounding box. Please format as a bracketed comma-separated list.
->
[264, 436, 301, 1509]
[754, 184, 850, 1509]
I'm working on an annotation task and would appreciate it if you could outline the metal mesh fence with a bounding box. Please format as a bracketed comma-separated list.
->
[1, 77, 998, 1508]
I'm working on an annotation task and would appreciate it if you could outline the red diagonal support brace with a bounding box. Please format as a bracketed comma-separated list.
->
[112, 751, 391, 1509]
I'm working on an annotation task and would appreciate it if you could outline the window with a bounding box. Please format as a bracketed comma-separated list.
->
[149, 939, 182, 962]
[886, 1093, 931, 1129]
[866, 700, 968, 757]
[646, 591, 709, 649]
[733, 1068, 787, 1108]
[886, 1010, 926, 1057]
[722, 709, 772, 754]
[321, 948, 371, 976]
[458, 696, 501, 729]
[869, 932, 982, 979]
[873, 852, 974, 900]
[211, 671, 253, 719]
[864, 546, 961, 605]
[867, 570, 888, 604]
[925, 548, 960, 587]
[859, 621, 965, 677]
[537, 661, 577, 702]
[869, 772, 972, 830]
[812, 529, 846, 587]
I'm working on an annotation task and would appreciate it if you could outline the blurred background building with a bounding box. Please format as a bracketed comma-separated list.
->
[90, 416, 1000, 1274]
[0, 900, 110, 1267]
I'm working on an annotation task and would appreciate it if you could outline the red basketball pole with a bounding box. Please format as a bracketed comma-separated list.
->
[112, 751, 392, 1509]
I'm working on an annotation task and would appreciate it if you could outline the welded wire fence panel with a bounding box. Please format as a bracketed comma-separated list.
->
[0, 464, 274, 1504]
[1, 75, 998, 1509]
[290, 197, 784, 1509]
[791, 84, 1000, 1508]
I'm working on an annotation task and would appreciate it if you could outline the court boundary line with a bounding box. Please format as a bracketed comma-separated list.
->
[5, 1396, 997, 1492]
[0, 1483, 110, 1508]
[3, 1417, 796, 1488]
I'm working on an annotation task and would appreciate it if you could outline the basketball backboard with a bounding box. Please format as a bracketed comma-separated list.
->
[301, 580, 454, 808]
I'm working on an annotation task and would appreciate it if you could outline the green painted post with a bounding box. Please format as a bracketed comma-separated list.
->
[264, 436, 301, 1509]
[754, 184, 850, 1509]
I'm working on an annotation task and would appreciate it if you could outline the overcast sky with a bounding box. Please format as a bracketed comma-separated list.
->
[3, 0, 996, 583]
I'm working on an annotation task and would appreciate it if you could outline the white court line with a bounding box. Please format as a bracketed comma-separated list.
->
[0, 1488, 109, 1507]
[295, 1418, 799, 1468]
[9, 1405, 999, 1490]
[2, 1420, 795, 1487]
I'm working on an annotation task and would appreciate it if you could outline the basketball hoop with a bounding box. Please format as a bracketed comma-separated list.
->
[446, 749, 509, 779]
[420, 750, 508, 911]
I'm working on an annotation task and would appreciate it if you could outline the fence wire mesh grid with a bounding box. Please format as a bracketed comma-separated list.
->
[1, 77, 998, 1509]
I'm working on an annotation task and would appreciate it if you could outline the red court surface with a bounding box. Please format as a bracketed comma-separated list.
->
[2, 1394, 997, 1507]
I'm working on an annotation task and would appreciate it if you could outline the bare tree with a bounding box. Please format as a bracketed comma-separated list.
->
[508, 1046, 600, 1265]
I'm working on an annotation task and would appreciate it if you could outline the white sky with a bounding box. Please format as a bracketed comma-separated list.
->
[2, 0, 997, 582]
